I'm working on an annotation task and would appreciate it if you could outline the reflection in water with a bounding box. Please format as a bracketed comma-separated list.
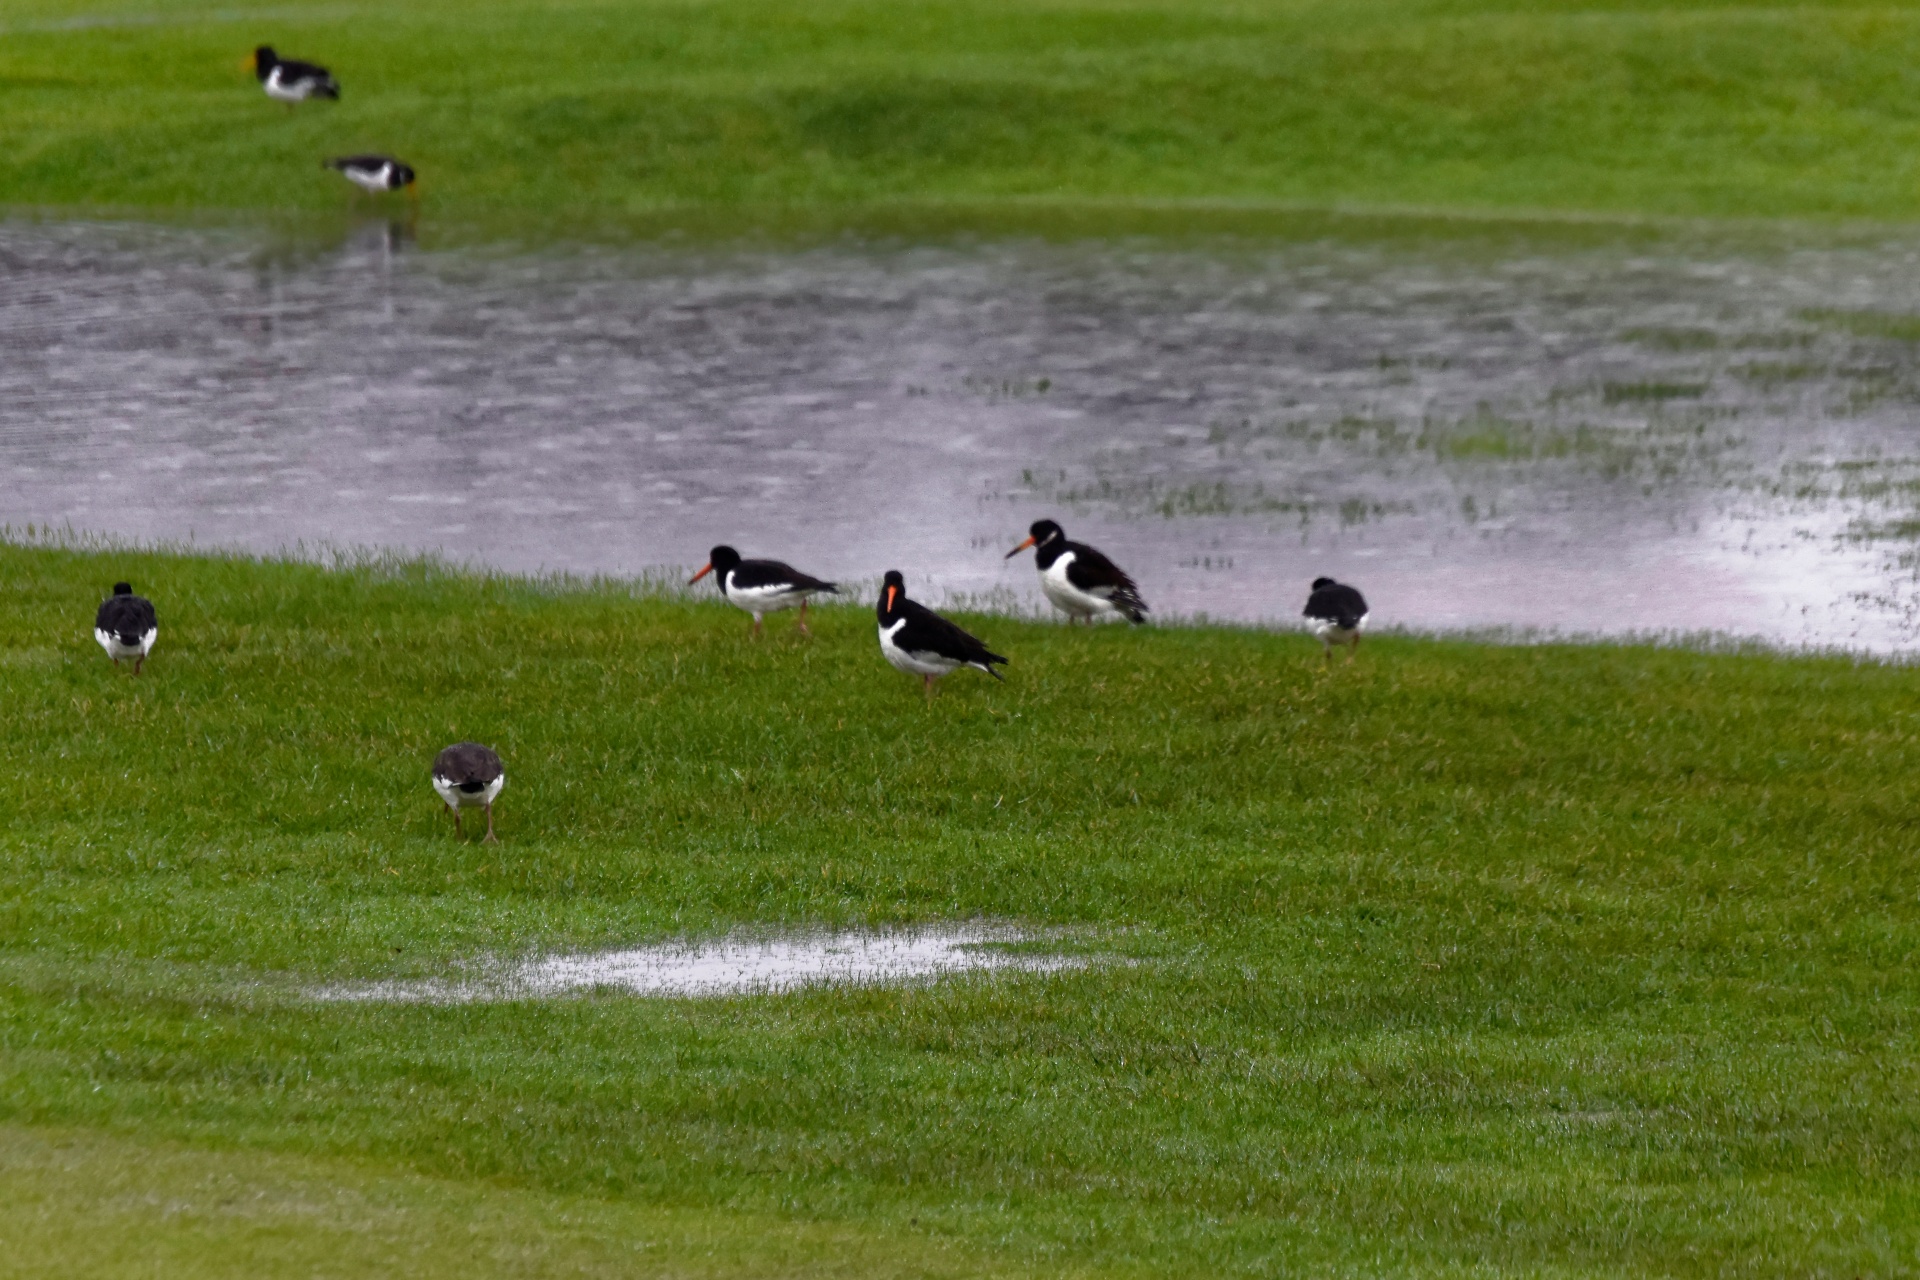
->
[6, 217, 1920, 651]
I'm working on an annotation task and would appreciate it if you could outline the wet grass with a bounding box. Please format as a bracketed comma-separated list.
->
[1598, 380, 1710, 403]
[1801, 308, 1920, 343]
[12, 0, 1920, 225]
[1, 540, 1917, 1276]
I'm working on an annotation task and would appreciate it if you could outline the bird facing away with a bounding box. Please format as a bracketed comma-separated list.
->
[324, 155, 416, 195]
[94, 582, 157, 675]
[1303, 577, 1369, 663]
[1006, 519, 1148, 624]
[877, 570, 1007, 700]
[689, 545, 838, 637]
[252, 46, 339, 103]
[432, 742, 504, 842]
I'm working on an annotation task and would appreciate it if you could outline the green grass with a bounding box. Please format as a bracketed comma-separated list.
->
[1, 539, 1917, 1275]
[12, 0, 1920, 227]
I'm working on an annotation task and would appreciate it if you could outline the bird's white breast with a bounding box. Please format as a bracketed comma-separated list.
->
[879, 618, 958, 676]
[1039, 552, 1114, 618]
[434, 774, 505, 809]
[1310, 613, 1368, 640]
[342, 163, 392, 193]
[264, 67, 314, 101]
[724, 574, 808, 616]
[95, 626, 156, 658]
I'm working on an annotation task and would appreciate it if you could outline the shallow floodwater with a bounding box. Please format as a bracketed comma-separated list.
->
[318, 924, 1088, 1003]
[8, 218, 1920, 650]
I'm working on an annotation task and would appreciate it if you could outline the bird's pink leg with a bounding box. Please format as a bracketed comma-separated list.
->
[923, 673, 936, 702]
[133, 655, 144, 676]
[483, 803, 498, 844]
[452, 807, 464, 839]
[751, 615, 763, 639]
[797, 598, 811, 637]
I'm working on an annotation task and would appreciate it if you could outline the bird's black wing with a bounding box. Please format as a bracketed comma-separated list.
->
[897, 600, 1008, 675]
[434, 743, 503, 785]
[279, 58, 338, 89]
[96, 595, 155, 635]
[327, 154, 390, 172]
[1304, 583, 1368, 629]
[731, 559, 837, 592]
[1063, 542, 1149, 622]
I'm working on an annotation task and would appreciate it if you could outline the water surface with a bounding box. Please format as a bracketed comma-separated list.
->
[8, 217, 1920, 650]
[318, 924, 1088, 1003]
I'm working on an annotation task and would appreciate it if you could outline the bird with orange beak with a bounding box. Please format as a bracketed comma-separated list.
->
[250, 46, 339, 104]
[689, 545, 838, 637]
[1006, 518, 1149, 624]
[877, 570, 1007, 699]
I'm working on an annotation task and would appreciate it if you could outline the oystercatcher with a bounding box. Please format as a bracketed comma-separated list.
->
[1303, 577, 1369, 663]
[1005, 519, 1148, 624]
[324, 155, 417, 195]
[252, 46, 339, 104]
[432, 742, 504, 842]
[94, 582, 157, 675]
[877, 570, 1007, 699]
[689, 545, 838, 637]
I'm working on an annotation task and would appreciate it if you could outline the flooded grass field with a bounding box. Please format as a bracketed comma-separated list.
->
[9, 216, 1920, 650]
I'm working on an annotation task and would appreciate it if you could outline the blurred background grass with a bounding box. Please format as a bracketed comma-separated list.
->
[7, 0, 1920, 224]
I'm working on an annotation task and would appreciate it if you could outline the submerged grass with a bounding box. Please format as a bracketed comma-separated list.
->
[12, 0, 1920, 225]
[0, 541, 1916, 1275]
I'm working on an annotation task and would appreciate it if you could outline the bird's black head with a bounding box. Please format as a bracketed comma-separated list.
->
[253, 46, 275, 72]
[688, 545, 741, 586]
[392, 162, 417, 188]
[878, 569, 907, 619]
[1006, 518, 1065, 559]
[1311, 576, 1336, 591]
[112, 581, 133, 596]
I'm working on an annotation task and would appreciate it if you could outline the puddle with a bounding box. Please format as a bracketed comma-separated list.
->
[316, 924, 1090, 1003]
[12, 218, 1920, 650]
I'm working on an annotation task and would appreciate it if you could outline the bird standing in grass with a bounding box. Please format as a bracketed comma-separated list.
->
[432, 743, 504, 842]
[689, 545, 838, 637]
[1304, 577, 1369, 663]
[252, 46, 339, 104]
[1006, 519, 1148, 624]
[324, 155, 417, 196]
[94, 582, 157, 675]
[877, 570, 1007, 700]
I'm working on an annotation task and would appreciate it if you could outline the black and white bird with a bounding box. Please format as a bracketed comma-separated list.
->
[1005, 519, 1148, 624]
[1303, 577, 1369, 663]
[323, 155, 417, 195]
[877, 570, 1007, 699]
[432, 742, 504, 842]
[94, 582, 157, 675]
[689, 545, 838, 637]
[252, 46, 339, 104]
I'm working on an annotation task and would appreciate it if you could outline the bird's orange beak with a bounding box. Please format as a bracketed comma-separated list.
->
[885, 585, 898, 611]
[689, 562, 713, 585]
[1005, 534, 1037, 559]
[240, 52, 257, 72]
